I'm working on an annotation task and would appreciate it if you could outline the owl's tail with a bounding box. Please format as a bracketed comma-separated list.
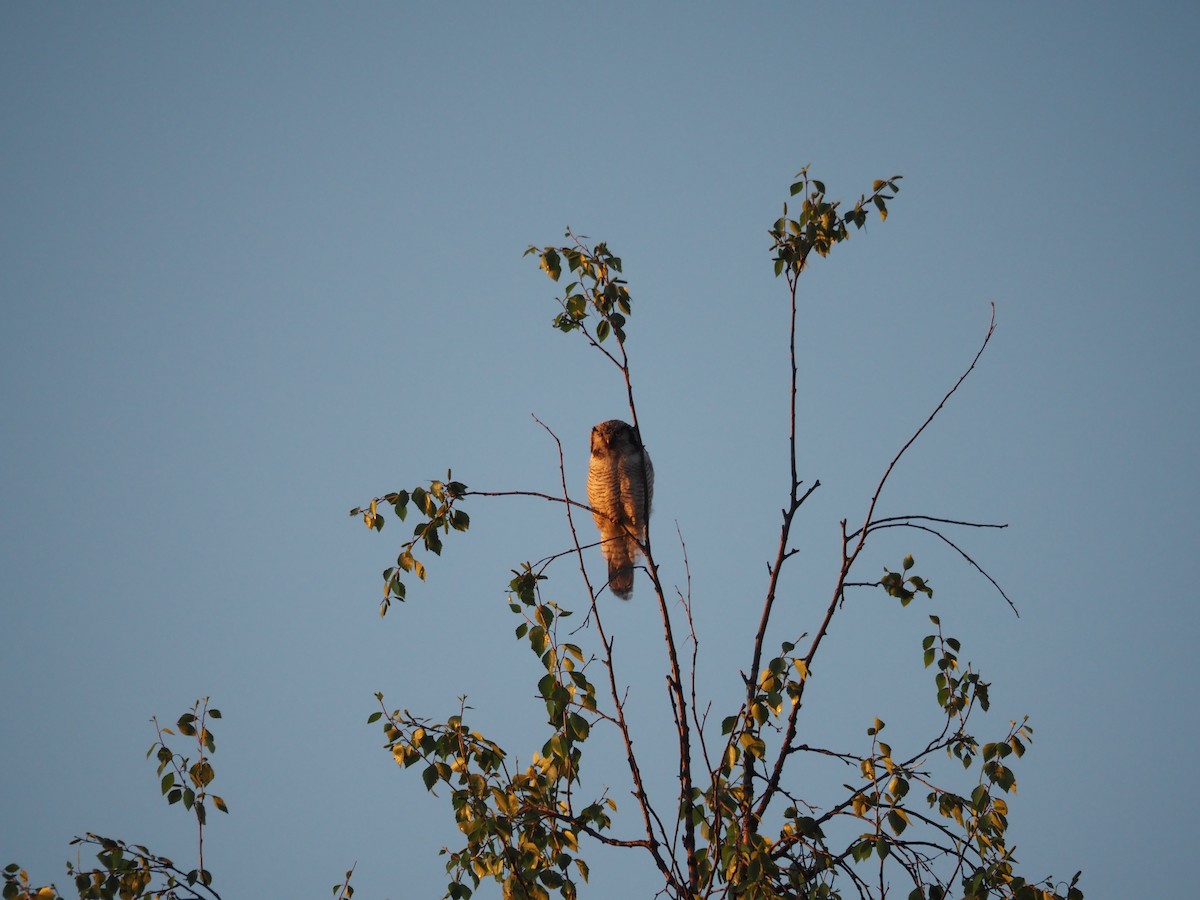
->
[606, 536, 639, 600]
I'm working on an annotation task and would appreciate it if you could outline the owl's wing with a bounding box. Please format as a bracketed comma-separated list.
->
[619, 449, 652, 537]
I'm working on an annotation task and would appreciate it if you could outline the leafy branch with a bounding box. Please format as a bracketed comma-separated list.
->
[350, 474, 470, 616]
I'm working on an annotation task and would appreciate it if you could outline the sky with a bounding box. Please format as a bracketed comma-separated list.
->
[3, 3, 1197, 897]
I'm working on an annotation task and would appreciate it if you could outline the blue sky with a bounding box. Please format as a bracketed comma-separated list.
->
[3, 3, 1196, 897]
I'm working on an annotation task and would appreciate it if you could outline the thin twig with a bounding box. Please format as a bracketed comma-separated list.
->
[849, 514, 1008, 541]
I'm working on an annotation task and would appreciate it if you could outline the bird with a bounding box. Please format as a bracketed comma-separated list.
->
[587, 419, 654, 599]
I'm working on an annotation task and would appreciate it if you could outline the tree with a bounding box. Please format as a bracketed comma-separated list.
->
[8, 169, 1083, 900]
[349, 169, 1085, 900]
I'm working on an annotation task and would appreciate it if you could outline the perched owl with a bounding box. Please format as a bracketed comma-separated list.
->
[587, 419, 654, 600]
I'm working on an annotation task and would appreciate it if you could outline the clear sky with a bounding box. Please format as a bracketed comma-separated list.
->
[3, 4, 1196, 897]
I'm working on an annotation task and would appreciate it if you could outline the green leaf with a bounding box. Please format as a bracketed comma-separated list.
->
[971, 784, 989, 811]
[569, 713, 590, 741]
[540, 249, 562, 281]
[529, 625, 547, 654]
[422, 764, 440, 792]
[799, 816, 825, 839]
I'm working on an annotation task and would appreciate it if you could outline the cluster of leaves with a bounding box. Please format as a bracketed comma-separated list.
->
[882, 554, 934, 607]
[149, 699, 228, 833]
[689, 606, 1076, 899]
[526, 235, 632, 346]
[924, 615, 990, 722]
[369, 567, 616, 900]
[2, 867, 54, 900]
[331, 865, 356, 899]
[349, 472, 470, 616]
[65, 836, 202, 900]
[695, 637, 821, 895]
[770, 167, 902, 278]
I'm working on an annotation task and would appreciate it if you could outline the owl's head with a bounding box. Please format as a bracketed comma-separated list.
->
[591, 419, 638, 456]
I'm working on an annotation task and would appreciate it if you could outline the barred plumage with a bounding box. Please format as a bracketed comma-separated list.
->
[587, 419, 654, 600]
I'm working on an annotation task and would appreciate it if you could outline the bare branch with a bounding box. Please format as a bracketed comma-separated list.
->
[853, 304, 997, 565]
[865, 520, 1018, 616]
[464, 487, 594, 516]
[850, 513, 1009, 541]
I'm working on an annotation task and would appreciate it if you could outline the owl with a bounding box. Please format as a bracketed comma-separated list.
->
[587, 419, 654, 600]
